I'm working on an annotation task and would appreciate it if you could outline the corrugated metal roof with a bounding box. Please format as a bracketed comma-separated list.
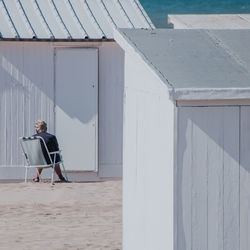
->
[116, 29, 250, 100]
[0, 0, 154, 40]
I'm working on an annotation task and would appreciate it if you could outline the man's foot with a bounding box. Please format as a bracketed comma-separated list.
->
[59, 177, 68, 183]
[32, 177, 39, 182]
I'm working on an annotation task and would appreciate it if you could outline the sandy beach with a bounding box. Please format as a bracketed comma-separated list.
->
[0, 180, 122, 250]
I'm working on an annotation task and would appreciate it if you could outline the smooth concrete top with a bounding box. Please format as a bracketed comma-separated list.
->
[169, 14, 250, 29]
[117, 28, 250, 100]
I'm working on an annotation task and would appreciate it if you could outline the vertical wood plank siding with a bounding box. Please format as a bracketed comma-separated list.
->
[177, 106, 250, 250]
[0, 42, 123, 177]
[240, 106, 250, 250]
[0, 42, 54, 167]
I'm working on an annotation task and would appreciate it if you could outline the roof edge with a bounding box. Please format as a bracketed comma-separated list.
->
[171, 87, 250, 101]
[134, 0, 155, 29]
[115, 28, 174, 90]
[0, 38, 115, 42]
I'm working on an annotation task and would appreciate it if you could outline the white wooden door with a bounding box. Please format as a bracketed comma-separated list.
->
[55, 48, 98, 171]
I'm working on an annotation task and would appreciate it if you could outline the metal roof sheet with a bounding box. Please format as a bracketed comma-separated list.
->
[117, 29, 250, 91]
[0, 0, 154, 39]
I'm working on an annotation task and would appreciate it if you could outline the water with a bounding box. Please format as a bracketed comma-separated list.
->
[140, 0, 250, 27]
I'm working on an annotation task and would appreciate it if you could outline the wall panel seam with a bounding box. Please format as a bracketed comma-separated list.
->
[239, 106, 241, 250]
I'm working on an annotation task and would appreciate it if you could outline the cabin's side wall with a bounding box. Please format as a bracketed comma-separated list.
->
[176, 105, 250, 250]
[121, 37, 174, 250]
[98, 42, 124, 177]
[0, 41, 124, 179]
[0, 42, 54, 178]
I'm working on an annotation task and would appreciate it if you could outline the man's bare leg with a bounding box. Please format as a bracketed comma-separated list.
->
[34, 165, 65, 181]
[54, 164, 65, 180]
[34, 168, 43, 181]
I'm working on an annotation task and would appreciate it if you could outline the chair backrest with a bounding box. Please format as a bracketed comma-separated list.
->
[19, 136, 51, 166]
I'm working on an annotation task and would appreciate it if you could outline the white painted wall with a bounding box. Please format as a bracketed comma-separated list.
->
[177, 106, 250, 250]
[98, 42, 124, 177]
[120, 32, 174, 250]
[0, 41, 124, 179]
[116, 30, 250, 250]
[0, 42, 54, 179]
[240, 106, 250, 250]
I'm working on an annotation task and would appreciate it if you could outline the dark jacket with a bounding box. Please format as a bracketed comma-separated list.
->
[33, 132, 61, 164]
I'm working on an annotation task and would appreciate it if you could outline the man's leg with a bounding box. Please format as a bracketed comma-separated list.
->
[54, 164, 65, 180]
[34, 168, 43, 181]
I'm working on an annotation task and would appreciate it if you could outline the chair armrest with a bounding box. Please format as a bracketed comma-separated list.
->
[49, 150, 62, 155]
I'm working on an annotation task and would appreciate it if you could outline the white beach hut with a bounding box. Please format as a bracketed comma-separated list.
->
[115, 29, 250, 250]
[0, 0, 154, 180]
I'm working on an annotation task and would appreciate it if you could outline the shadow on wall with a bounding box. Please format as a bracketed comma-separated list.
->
[176, 106, 250, 250]
[1, 55, 39, 99]
[0, 42, 125, 167]
[54, 48, 98, 124]
[1, 44, 125, 124]
[0, 44, 55, 133]
[0, 50, 54, 165]
[1, 50, 96, 124]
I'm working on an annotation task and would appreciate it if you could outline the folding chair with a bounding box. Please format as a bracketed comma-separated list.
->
[19, 136, 68, 184]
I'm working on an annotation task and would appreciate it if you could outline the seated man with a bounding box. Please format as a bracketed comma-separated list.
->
[33, 120, 66, 182]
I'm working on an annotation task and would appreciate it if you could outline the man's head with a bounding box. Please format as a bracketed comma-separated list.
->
[35, 120, 47, 133]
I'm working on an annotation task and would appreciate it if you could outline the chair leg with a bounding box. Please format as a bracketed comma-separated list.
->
[61, 162, 68, 181]
[25, 167, 28, 182]
[51, 165, 55, 185]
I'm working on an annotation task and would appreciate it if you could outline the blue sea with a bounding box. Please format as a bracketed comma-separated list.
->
[140, 0, 250, 27]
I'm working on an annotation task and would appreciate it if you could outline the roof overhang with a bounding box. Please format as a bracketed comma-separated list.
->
[0, 38, 115, 43]
[170, 88, 250, 101]
[115, 28, 250, 101]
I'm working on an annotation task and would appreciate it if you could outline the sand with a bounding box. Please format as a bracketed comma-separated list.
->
[0, 180, 122, 250]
